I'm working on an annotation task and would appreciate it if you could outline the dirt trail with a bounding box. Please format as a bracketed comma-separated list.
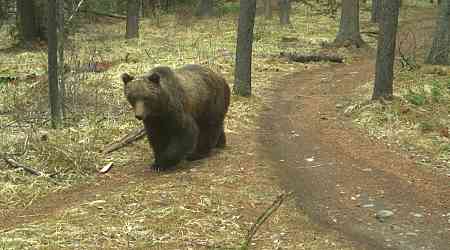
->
[259, 50, 450, 250]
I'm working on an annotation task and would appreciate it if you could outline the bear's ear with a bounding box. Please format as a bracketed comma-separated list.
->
[120, 73, 134, 85]
[145, 72, 160, 85]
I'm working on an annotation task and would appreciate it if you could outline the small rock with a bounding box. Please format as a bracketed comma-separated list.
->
[405, 232, 418, 237]
[279, 159, 285, 163]
[412, 213, 423, 218]
[306, 157, 314, 162]
[376, 210, 394, 222]
[362, 203, 375, 208]
[335, 103, 344, 108]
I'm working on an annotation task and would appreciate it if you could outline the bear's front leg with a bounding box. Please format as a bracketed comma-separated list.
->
[152, 118, 198, 171]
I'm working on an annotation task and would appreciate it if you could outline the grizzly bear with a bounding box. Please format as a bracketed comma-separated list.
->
[121, 64, 230, 171]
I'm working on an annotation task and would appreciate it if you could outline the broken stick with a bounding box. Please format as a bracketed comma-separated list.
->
[280, 52, 344, 63]
[102, 127, 146, 154]
[241, 192, 293, 249]
[3, 157, 43, 176]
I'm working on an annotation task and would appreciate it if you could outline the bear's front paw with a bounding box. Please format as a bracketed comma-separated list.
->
[186, 152, 208, 161]
[151, 162, 165, 172]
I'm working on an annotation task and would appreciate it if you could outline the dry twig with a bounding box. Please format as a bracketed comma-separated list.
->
[2, 157, 43, 176]
[241, 192, 293, 250]
[67, 0, 85, 23]
[102, 127, 146, 154]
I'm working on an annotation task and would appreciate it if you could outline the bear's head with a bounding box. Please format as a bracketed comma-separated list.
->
[121, 71, 166, 121]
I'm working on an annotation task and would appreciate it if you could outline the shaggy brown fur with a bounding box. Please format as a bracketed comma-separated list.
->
[121, 64, 230, 171]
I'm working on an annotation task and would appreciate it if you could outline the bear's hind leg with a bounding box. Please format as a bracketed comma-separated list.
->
[187, 124, 223, 161]
[186, 132, 211, 161]
[216, 123, 226, 148]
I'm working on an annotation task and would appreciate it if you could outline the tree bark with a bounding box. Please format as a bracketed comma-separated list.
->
[234, 0, 257, 97]
[48, 0, 61, 128]
[195, 0, 214, 17]
[279, 0, 290, 25]
[371, 0, 381, 23]
[58, 0, 65, 119]
[126, 0, 139, 39]
[425, 0, 449, 65]
[0, 0, 7, 27]
[372, 0, 400, 100]
[17, 0, 38, 43]
[334, 0, 365, 47]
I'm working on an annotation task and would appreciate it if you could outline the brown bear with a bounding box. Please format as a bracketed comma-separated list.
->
[121, 64, 230, 171]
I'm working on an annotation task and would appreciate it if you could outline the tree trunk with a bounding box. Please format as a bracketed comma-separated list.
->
[371, 0, 381, 23]
[263, 0, 272, 19]
[17, 0, 38, 43]
[334, 0, 365, 47]
[372, 0, 400, 100]
[161, 0, 171, 12]
[58, 0, 65, 118]
[234, 0, 257, 97]
[426, 0, 449, 65]
[195, 0, 214, 17]
[48, 0, 61, 128]
[126, 0, 139, 39]
[0, 0, 7, 26]
[279, 0, 290, 25]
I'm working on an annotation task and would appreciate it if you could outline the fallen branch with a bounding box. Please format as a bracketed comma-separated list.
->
[80, 9, 126, 19]
[2, 157, 42, 176]
[103, 127, 146, 154]
[280, 52, 344, 63]
[241, 192, 293, 250]
[67, 0, 86, 23]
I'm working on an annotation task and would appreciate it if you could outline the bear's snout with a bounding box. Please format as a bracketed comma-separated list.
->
[134, 101, 146, 120]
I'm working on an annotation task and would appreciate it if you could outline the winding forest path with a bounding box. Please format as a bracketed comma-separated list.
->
[258, 18, 450, 250]
[259, 57, 449, 250]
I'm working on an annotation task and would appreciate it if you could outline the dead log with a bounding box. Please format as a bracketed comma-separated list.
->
[2, 157, 42, 176]
[80, 9, 126, 19]
[280, 52, 344, 63]
[103, 127, 146, 154]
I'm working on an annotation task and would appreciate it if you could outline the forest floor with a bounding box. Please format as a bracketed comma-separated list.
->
[1, 2, 449, 250]
[261, 57, 450, 250]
